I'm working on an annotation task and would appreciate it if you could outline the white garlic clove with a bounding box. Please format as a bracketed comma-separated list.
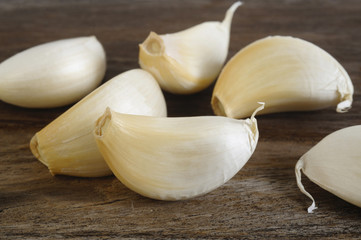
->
[94, 103, 264, 200]
[212, 36, 354, 118]
[30, 69, 167, 177]
[295, 125, 361, 213]
[139, 1, 242, 94]
[0, 36, 106, 108]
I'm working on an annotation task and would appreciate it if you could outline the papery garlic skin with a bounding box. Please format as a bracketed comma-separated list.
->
[212, 36, 354, 118]
[0, 36, 106, 108]
[30, 69, 167, 177]
[295, 125, 361, 213]
[138, 1, 242, 94]
[94, 103, 263, 200]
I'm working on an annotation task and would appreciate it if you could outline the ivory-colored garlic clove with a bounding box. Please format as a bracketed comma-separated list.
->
[295, 125, 361, 213]
[0, 36, 106, 108]
[30, 69, 167, 177]
[138, 1, 242, 94]
[212, 36, 354, 118]
[94, 103, 264, 200]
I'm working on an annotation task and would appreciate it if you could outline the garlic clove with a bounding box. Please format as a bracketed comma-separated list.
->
[139, 1, 242, 94]
[212, 36, 354, 118]
[30, 69, 167, 177]
[0, 36, 106, 108]
[94, 103, 264, 200]
[295, 125, 361, 213]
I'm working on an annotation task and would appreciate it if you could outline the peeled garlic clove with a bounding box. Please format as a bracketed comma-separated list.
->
[0, 36, 106, 108]
[212, 36, 354, 118]
[295, 125, 361, 213]
[94, 103, 263, 200]
[30, 69, 167, 177]
[138, 1, 242, 94]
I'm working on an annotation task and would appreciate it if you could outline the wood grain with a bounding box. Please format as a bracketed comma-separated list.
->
[1, 0, 361, 239]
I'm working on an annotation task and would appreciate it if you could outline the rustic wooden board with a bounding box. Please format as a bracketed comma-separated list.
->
[1, 0, 360, 239]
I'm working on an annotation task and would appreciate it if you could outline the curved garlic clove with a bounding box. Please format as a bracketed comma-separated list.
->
[212, 36, 354, 118]
[138, 1, 242, 94]
[94, 103, 264, 200]
[0, 36, 106, 108]
[295, 125, 361, 213]
[30, 69, 167, 177]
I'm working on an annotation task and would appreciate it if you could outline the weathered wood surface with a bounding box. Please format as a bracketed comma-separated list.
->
[1, 0, 361, 239]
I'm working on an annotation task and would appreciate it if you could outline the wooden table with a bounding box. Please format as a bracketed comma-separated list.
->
[1, 0, 360, 239]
